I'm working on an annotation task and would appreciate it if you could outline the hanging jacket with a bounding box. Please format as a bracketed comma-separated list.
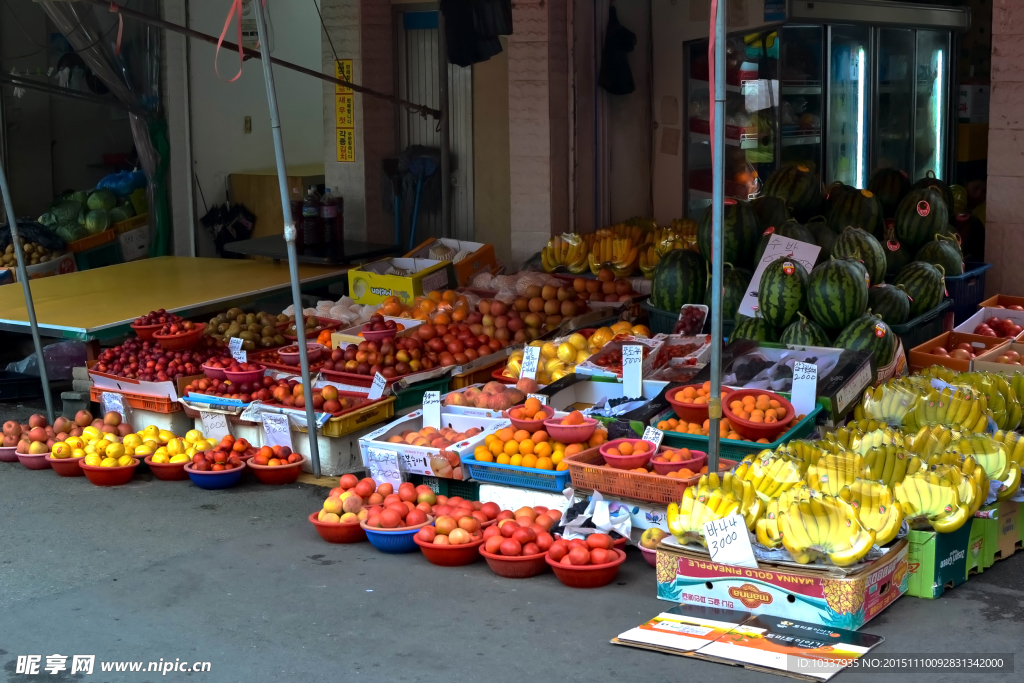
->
[599, 7, 636, 95]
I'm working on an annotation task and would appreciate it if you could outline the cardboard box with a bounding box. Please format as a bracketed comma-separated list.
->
[977, 501, 1021, 567]
[972, 341, 1024, 376]
[118, 224, 151, 262]
[908, 331, 1009, 373]
[958, 84, 989, 124]
[954, 307, 1024, 337]
[405, 238, 496, 287]
[655, 539, 908, 630]
[2, 252, 77, 282]
[966, 517, 986, 578]
[978, 294, 1024, 310]
[957, 123, 988, 162]
[347, 258, 454, 306]
[906, 523, 973, 598]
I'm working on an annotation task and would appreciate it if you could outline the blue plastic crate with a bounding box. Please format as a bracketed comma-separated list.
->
[654, 404, 823, 461]
[945, 262, 992, 325]
[461, 456, 572, 493]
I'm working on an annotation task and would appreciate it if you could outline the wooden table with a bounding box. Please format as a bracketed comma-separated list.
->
[0, 256, 347, 342]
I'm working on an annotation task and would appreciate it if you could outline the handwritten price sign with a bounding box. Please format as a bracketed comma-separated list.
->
[366, 447, 402, 488]
[622, 345, 644, 399]
[521, 345, 541, 380]
[642, 425, 664, 451]
[199, 411, 231, 441]
[790, 361, 818, 419]
[261, 412, 293, 450]
[527, 393, 548, 406]
[368, 372, 387, 400]
[228, 337, 247, 363]
[422, 391, 441, 429]
[703, 514, 757, 568]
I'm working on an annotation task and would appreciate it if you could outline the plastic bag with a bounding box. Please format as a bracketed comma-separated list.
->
[96, 169, 147, 197]
[894, 469, 971, 533]
[5, 340, 86, 381]
[837, 479, 905, 545]
[805, 451, 864, 496]
[559, 491, 633, 542]
[772, 492, 876, 566]
[0, 220, 68, 252]
[733, 451, 806, 501]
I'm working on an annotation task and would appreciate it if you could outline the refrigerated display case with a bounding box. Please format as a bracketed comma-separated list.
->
[682, 0, 968, 218]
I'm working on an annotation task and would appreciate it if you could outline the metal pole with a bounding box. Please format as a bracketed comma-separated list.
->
[707, 0, 728, 473]
[0, 170, 54, 423]
[252, 0, 321, 477]
[438, 11, 451, 238]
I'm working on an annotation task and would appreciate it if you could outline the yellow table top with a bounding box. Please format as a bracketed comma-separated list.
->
[0, 257, 347, 339]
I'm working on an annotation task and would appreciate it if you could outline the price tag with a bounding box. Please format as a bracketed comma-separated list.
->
[101, 392, 125, 419]
[642, 425, 664, 451]
[240, 400, 262, 422]
[366, 447, 403, 488]
[199, 411, 231, 441]
[368, 372, 387, 400]
[261, 412, 293, 450]
[702, 514, 758, 568]
[422, 391, 441, 429]
[228, 337, 247, 363]
[790, 361, 818, 419]
[622, 345, 643, 399]
[738, 235, 820, 318]
[521, 345, 541, 380]
[527, 393, 548, 406]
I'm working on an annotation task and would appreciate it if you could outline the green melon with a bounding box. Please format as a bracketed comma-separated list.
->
[867, 284, 911, 326]
[650, 249, 708, 313]
[806, 258, 870, 331]
[915, 234, 964, 277]
[830, 227, 887, 286]
[704, 263, 753, 322]
[824, 182, 855, 214]
[758, 256, 809, 329]
[750, 196, 791, 232]
[912, 173, 954, 214]
[881, 219, 915, 279]
[893, 261, 945, 318]
[780, 312, 832, 347]
[868, 167, 911, 218]
[834, 311, 897, 367]
[753, 219, 817, 264]
[762, 164, 823, 221]
[733, 313, 778, 343]
[806, 216, 838, 264]
[827, 188, 884, 238]
[894, 187, 949, 251]
[697, 198, 760, 269]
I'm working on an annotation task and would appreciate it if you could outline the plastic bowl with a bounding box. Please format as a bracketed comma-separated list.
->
[546, 548, 627, 588]
[479, 548, 549, 578]
[639, 545, 657, 567]
[153, 322, 207, 351]
[666, 384, 735, 423]
[308, 511, 367, 544]
[414, 535, 485, 566]
[361, 327, 398, 343]
[201, 363, 228, 380]
[599, 439, 655, 469]
[543, 416, 598, 444]
[184, 463, 244, 489]
[278, 343, 323, 365]
[361, 519, 433, 554]
[130, 321, 165, 340]
[79, 458, 139, 486]
[506, 404, 555, 431]
[0, 446, 18, 462]
[613, 535, 628, 549]
[722, 389, 796, 441]
[16, 451, 51, 470]
[650, 449, 707, 475]
[223, 365, 267, 384]
[246, 456, 304, 485]
[46, 454, 85, 477]
[144, 455, 191, 481]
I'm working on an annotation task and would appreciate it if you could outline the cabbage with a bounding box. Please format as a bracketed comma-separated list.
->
[55, 222, 87, 242]
[108, 205, 133, 224]
[37, 213, 57, 227]
[84, 209, 110, 235]
[50, 199, 82, 223]
[87, 189, 116, 211]
[67, 190, 89, 205]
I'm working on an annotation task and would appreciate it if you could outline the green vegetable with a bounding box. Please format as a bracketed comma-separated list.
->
[834, 311, 896, 367]
[87, 189, 117, 211]
[780, 312, 831, 346]
[893, 261, 945, 318]
[697, 198, 760, 269]
[50, 200, 82, 223]
[867, 284, 911, 326]
[831, 227, 887, 286]
[84, 209, 110, 235]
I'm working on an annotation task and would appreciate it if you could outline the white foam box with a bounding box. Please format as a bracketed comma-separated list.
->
[477, 483, 580, 515]
[128, 408, 194, 436]
[544, 378, 670, 412]
[954, 308, 1024, 337]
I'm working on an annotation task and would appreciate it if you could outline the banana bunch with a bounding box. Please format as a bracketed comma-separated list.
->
[778, 493, 877, 566]
[776, 440, 826, 466]
[944, 433, 1010, 481]
[666, 480, 744, 546]
[838, 479, 905, 545]
[755, 485, 818, 548]
[901, 385, 989, 434]
[915, 364, 958, 384]
[859, 380, 922, 427]
[587, 234, 639, 277]
[850, 427, 905, 455]
[894, 469, 971, 533]
[697, 472, 763, 529]
[992, 429, 1024, 501]
[812, 437, 849, 456]
[847, 418, 890, 434]
[733, 451, 806, 502]
[639, 245, 662, 278]
[638, 226, 688, 278]
[905, 424, 963, 464]
[614, 218, 657, 241]
[1012, 372, 1024, 411]
[860, 444, 922, 488]
[951, 458, 987, 517]
[821, 426, 865, 451]
[806, 452, 864, 496]
[541, 233, 589, 273]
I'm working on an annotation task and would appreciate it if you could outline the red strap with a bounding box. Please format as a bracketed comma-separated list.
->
[215, 0, 246, 82]
[109, 2, 123, 56]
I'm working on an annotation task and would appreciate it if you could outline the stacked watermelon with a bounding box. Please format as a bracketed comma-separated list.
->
[697, 198, 760, 269]
[762, 164, 824, 222]
[650, 249, 707, 312]
[867, 167, 911, 218]
[704, 263, 753, 322]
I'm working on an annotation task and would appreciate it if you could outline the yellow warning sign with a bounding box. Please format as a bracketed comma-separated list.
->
[335, 59, 353, 94]
[335, 94, 355, 128]
[336, 128, 356, 162]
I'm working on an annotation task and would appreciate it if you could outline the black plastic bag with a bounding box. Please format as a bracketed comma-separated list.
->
[0, 220, 67, 252]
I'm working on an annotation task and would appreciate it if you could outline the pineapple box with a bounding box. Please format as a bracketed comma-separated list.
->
[347, 258, 455, 306]
[655, 539, 908, 631]
[404, 238, 496, 287]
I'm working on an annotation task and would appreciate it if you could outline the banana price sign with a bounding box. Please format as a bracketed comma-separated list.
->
[703, 514, 757, 569]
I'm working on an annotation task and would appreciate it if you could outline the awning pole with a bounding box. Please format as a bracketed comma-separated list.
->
[0, 165, 55, 423]
[252, 0, 321, 477]
[438, 12, 451, 238]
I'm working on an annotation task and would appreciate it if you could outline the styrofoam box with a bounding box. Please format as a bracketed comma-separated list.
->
[545, 379, 669, 412]
[954, 307, 1024, 337]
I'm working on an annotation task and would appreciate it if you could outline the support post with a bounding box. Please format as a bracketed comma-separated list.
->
[438, 11, 451, 237]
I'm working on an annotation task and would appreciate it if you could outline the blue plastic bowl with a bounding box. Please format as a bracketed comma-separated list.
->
[184, 464, 244, 490]
[361, 522, 430, 554]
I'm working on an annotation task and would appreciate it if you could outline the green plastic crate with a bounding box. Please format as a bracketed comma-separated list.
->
[640, 297, 734, 339]
[407, 474, 480, 501]
[393, 374, 451, 411]
[74, 241, 124, 271]
[653, 404, 823, 460]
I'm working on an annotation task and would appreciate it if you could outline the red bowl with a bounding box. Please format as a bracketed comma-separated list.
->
[46, 454, 85, 477]
[153, 322, 207, 351]
[278, 343, 324, 365]
[308, 511, 367, 543]
[223, 365, 267, 384]
[479, 548, 549, 578]
[506, 404, 555, 431]
[650, 449, 707, 475]
[613, 535, 628, 549]
[201, 363, 228, 380]
[545, 548, 627, 588]
[0, 446, 19, 462]
[543, 416, 598, 444]
[246, 456, 305, 484]
[16, 451, 51, 470]
[598, 439, 655, 469]
[414, 534, 485, 566]
[79, 458, 139, 486]
[665, 384, 735, 423]
[144, 455, 191, 481]
[130, 321, 164, 340]
[361, 327, 398, 343]
[722, 389, 796, 441]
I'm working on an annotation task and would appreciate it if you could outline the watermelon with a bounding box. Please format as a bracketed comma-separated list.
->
[881, 219, 915, 279]
[780, 312, 832, 347]
[733, 313, 778, 343]
[830, 227, 886, 286]
[757, 256, 809, 329]
[650, 249, 707, 312]
[806, 258, 869, 331]
[750, 196, 791, 232]
[762, 164, 823, 221]
[824, 182, 855, 214]
[827, 188, 884, 238]
[950, 184, 968, 214]
[867, 284, 911, 326]
[894, 187, 949, 251]
[951, 212, 985, 262]
[912, 173, 954, 214]
[697, 198, 760, 268]
[704, 263, 752, 322]
[893, 261, 945, 318]
[806, 216, 838, 263]
[868, 167, 911, 218]
[915, 234, 963, 277]
[753, 219, 817, 263]
[834, 312, 897, 367]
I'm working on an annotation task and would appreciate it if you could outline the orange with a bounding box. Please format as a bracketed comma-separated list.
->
[657, 421, 670, 430]
[474, 446, 489, 459]
[510, 408, 524, 420]
[564, 410, 585, 426]
[730, 400, 744, 413]
[521, 454, 538, 468]
[524, 397, 542, 414]
[749, 414, 763, 423]
[750, 409, 764, 420]
[702, 381, 711, 392]
[606, 447, 622, 456]
[555, 461, 569, 471]
[551, 451, 564, 465]
[618, 441, 634, 455]
[497, 453, 511, 465]
[769, 399, 781, 409]
[503, 440, 520, 456]
[442, 290, 457, 303]
[755, 396, 770, 411]
[741, 395, 756, 407]
[726, 433, 741, 440]
[588, 430, 607, 447]
[565, 443, 584, 456]
[509, 454, 523, 467]
[775, 406, 788, 419]
[535, 456, 553, 470]
[488, 440, 504, 456]
[427, 291, 442, 303]
[534, 442, 552, 459]
[496, 427, 515, 442]
[532, 430, 549, 443]
[513, 429, 530, 443]
[681, 386, 697, 399]
[519, 439, 535, 456]
[475, 451, 495, 463]
[756, 438, 770, 444]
